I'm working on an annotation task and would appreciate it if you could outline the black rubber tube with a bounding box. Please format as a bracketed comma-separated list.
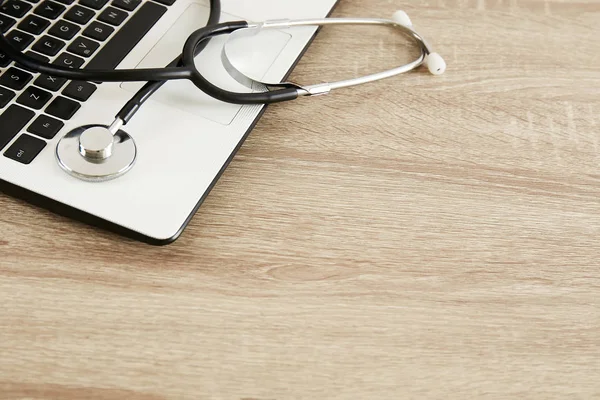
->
[182, 22, 299, 105]
[116, 0, 222, 123]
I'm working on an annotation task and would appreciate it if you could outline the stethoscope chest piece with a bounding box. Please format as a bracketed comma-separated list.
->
[56, 123, 137, 182]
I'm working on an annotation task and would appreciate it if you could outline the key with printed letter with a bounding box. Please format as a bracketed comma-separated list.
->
[5, 29, 35, 51]
[34, 73, 67, 91]
[83, 21, 114, 41]
[34, 0, 66, 19]
[16, 86, 53, 109]
[98, 6, 127, 26]
[53, 52, 84, 68]
[1, 0, 32, 18]
[67, 36, 99, 57]
[85, 1, 166, 70]
[0, 67, 33, 90]
[32, 35, 65, 56]
[18, 15, 50, 34]
[48, 19, 80, 39]
[64, 5, 95, 25]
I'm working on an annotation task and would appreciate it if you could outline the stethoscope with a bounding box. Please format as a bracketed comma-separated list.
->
[0, 0, 446, 182]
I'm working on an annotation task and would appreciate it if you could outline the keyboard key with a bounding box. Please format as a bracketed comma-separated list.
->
[5, 29, 35, 50]
[18, 14, 50, 34]
[112, 0, 139, 12]
[32, 35, 65, 56]
[4, 133, 46, 164]
[16, 85, 52, 109]
[0, 67, 33, 90]
[0, 14, 16, 33]
[34, 73, 66, 91]
[62, 80, 96, 101]
[23, 0, 42, 3]
[79, 0, 108, 10]
[153, 0, 175, 5]
[66, 36, 98, 57]
[97, 6, 127, 26]
[53, 52, 84, 68]
[1, 0, 32, 18]
[48, 19, 79, 39]
[34, 0, 65, 19]
[0, 104, 35, 150]
[54, 0, 75, 4]
[83, 21, 113, 41]
[18, 50, 49, 71]
[64, 5, 94, 24]
[45, 95, 80, 119]
[27, 114, 64, 138]
[24, 50, 49, 63]
[0, 51, 10, 67]
[86, 2, 166, 70]
[0, 86, 16, 108]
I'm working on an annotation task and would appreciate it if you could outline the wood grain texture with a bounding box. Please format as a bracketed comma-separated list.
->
[1, 0, 599, 398]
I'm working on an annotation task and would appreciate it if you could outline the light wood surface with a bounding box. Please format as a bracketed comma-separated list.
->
[1, 0, 599, 398]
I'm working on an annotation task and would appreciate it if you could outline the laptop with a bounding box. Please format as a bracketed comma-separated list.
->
[0, 0, 339, 244]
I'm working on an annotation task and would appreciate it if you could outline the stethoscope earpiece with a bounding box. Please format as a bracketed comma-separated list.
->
[56, 118, 137, 182]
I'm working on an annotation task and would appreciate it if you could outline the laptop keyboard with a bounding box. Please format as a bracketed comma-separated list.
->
[0, 0, 171, 165]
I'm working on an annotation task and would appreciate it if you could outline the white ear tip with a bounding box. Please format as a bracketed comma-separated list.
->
[392, 10, 412, 27]
[426, 53, 446, 75]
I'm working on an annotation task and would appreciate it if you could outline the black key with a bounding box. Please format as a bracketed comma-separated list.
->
[53, 52, 84, 69]
[34, 0, 65, 19]
[24, 50, 49, 63]
[0, 67, 33, 90]
[34, 73, 66, 91]
[5, 29, 35, 51]
[48, 19, 79, 39]
[64, 5, 94, 24]
[16, 85, 52, 109]
[112, 0, 139, 12]
[86, 2, 166, 70]
[82, 21, 113, 41]
[0, 51, 10, 67]
[66, 36, 98, 57]
[4, 134, 46, 164]
[45, 95, 80, 119]
[18, 51, 49, 71]
[79, 0, 108, 10]
[54, 0, 74, 4]
[97, 6, 127, 26]
[0, 104, 35, 150]
[0, 86, 15, 108]
[62, 80, 95, 101]
[27, 114, 64, 138]
[32, 35, 65, 56]
[18, 14, 50, 34]
[0, 14, 16, 33]
[153, 0, 175, 5]
[0, 0, 32, 18]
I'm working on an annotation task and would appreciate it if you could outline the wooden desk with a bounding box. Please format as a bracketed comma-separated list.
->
[1, 0, 599, 398]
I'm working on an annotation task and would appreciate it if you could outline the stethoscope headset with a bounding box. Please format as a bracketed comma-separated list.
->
[0, 0, 446, 181]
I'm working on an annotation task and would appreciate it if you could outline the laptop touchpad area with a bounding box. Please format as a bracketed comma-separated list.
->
[120, 3, 292, 126]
